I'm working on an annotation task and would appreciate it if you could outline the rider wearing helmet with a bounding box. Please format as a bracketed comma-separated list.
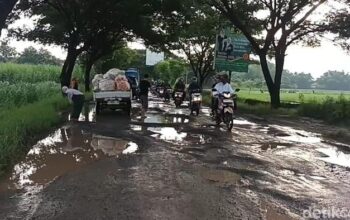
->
[214, 73, 234, 95]
[211, 74, 221, 115]
[173, 77, 186, 100]
[188, 77, 201, 103]
[214, 74, 235, 111]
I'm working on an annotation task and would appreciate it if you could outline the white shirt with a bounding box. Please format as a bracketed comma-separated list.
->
[214, 82, 235, 94]
[65, 88, 83, 103]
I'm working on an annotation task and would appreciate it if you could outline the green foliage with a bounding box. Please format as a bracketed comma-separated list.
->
[16, 46, 62, 65]
[0, 41, 17, 62]
[0, 95, 69, 175]
[316, 71, 350, 91]
[237, 89, 350, 104]
[0, 81, 60, 109]
[0, 62, 61, 83]
[154, 59, 187, 85]
[95, 48, 145, 74]
[298, 95, 350, 124]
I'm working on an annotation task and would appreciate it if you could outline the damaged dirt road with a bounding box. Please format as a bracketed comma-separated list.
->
[1, 97, 350, 220]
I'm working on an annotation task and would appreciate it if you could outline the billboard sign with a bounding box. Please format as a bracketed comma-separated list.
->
[215, 28, 251, 72]
[146, 49, 165, 66]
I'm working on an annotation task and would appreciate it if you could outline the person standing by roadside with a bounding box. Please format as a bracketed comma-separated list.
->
[139, 74, 151, 117]
[62, 86, 85, 121]
[70, 77, 79, 90]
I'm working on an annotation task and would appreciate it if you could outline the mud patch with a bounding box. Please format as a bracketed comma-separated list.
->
[200, 168, 241, 187]
[260, 143, 293, 151]
[261, 202, 297, 220]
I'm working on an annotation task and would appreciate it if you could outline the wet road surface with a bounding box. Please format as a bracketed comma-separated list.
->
[1, 96, 350, 219]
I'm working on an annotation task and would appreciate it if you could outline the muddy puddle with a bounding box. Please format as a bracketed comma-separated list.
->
[317, 147, 350, 168]
[132, 113, 190, 125]
[68, 104, 96, 123]
[1, 126, 138, 192]
[146, 126, 212, 146]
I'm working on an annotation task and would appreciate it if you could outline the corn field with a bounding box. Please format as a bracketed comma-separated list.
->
[0, 63, 61, 83]
[0, 81, 61, 108]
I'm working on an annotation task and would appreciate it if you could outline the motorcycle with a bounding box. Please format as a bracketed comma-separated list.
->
[164, 88, 172, 102]
[190, 90, 202, 116]
[174, 91, 185, 108]
[157, 87, 165, 98]
[215, 89, 240, 131]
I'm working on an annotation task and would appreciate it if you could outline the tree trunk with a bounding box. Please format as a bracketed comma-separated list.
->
[84, 60, 93, 92]
[0, 0, 18, 36]
[259, 53, 281, 108]
[60, 48, 79, 87]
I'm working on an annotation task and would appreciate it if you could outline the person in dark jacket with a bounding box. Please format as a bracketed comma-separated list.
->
[139, 74, 151, 116]
[173, 77, 186, 101]
[188, 77, 201, 103]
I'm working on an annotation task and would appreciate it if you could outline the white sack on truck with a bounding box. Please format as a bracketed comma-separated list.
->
[98, 79, 115, 91]
[103, 68, 125, 80]
[92, 74, 103, 90]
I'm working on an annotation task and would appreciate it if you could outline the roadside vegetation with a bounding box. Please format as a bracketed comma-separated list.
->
[0, 63, 70, 176]
[203, 90, 350, 125]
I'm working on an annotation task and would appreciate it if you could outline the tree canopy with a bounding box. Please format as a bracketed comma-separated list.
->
[209, 0, 339, 107]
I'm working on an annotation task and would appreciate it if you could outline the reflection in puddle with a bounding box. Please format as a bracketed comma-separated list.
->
[91, 135, 138, 156]
[4, 127, 138, 192]
[68, 104, 96, 122]
[233, 119, 256, 126]
[141, 114, 190, 124]
[317, 148, 350, 168]
[123, 142, 139, 154]
[148, 127, 187, 143]
[273, 125, 322, 144]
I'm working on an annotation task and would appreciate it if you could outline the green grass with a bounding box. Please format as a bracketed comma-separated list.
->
[202, 90, 350, 125]
[0, 81, 61, 109]
[0, 63, 61, 83]
[0, 62, 81, 176]
[238, 89, 350, 104]
[0, 95, 69, 176]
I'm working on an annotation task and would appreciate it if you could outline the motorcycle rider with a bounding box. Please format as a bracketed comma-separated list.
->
[188, 77, 201, 104]
[173, 77, 186, 101]
[214, 73, 235, 112]
[211, 74, 221, 115]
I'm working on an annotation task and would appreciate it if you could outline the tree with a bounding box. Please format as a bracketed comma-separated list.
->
[327, 6, 350, 51]
[154, 3, 220, 88]
[0, 41, 17, 61]
[316, 71, 350, 91]
[94, 47, 146, 75]
[17, 46, 62, 65]
[210, 0, 333, 107]
[12, 0, 180, 87]
[0, 0, 18, 36]
[154, 59, 187, 85]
